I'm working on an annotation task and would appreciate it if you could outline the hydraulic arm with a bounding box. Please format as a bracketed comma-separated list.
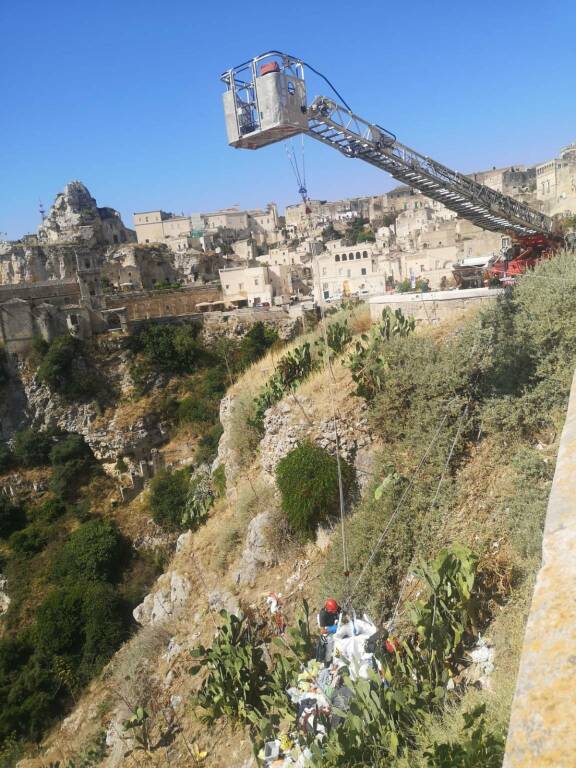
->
[221, 52, 555, 239]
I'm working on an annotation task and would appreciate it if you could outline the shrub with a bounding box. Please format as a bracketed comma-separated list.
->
[50, 433, 92, 466]
[52, 519, 127, 583]
[0, 496, 26, 539]
[149, 469, 189, 531]
[30, 495, 67, 523]
[48, 433, 95, 498]
[276, 441, 355, 539]
[37, 335, 100, 401]
[238, 322, 279, 368]
[12, 428, 52, 467]
[396, 277, 431, 293]
[128, 322, 203, 375]
[9, 525, 48, 557]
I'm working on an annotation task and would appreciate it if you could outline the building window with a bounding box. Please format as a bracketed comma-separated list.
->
[420, 265, 425, 272]
[342, 254, 347, 261]
[349, 253, 354, 259]
[355, 252, 361, 259]
[145, 239, 149, 243]
[363, 251, 368, 258]
[322, 267, 327, 275]
[361, 267, 367, 275]
[238, 283, 244, 289]
[254, 279, 259, 286]
[335, 254, 340, 262]
[323, 282, 328, 290]
[225, 284, 229, 289]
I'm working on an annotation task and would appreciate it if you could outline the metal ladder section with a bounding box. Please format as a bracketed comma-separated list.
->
[306, 97, 554, 237]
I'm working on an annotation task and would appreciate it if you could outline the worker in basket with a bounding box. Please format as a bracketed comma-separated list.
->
[315, 598, 341, 665]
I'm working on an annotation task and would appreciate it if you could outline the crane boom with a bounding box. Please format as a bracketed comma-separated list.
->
[221, 52, 555, 239]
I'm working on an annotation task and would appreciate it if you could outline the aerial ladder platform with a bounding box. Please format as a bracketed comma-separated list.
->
[220, 52, 560, 284]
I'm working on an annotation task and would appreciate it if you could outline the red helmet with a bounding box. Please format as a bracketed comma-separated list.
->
[325, 598, 339, 613]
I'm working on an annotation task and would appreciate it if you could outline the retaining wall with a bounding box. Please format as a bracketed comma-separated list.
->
[368, 287, 504, 324]
[503, 370, 576, 767]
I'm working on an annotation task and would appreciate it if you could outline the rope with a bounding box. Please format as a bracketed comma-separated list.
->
[349, 409, 450, 602]
[387, 402, 472, 628]
[313, 251, 350, 598]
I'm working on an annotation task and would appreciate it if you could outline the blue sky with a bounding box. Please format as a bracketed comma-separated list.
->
[1, 0, 574, 239]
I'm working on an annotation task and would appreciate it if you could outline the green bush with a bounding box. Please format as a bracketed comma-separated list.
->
[12, 428, 53, 467]
[149, 468, 189, 531]
[396, 277, 431, 293]
[238, 322, 278, 369]
[128, 322, 204, 375]
[0, 496, 26, 539]
[276, 441, 355, 539]
[30, 495, 68, 523]
[9, 525, 48, 557]
[50, 433, 92, 466]
[52, 519, 127, 583]
[47, 434, 95, 498]
[37, 335, 101, 401]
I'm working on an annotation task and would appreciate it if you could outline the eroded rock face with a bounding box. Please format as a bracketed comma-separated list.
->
[215, 394, 243, 494]
[21, 370, 166, 464]
[132, 571, 192, 626]
[259, 394, 372, 483]
[234, 510, 277, 586]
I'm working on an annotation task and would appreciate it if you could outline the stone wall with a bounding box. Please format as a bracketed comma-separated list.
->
[368, 287, 504, 324]
[503, 370, 576, 767]
[106, 285, 222, 321]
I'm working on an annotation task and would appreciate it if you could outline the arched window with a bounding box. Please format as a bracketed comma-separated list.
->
[363, 251, 368, 258]
[349, 253, 354, 259]
[356, 252, 361, 259]
[335, 254, 340, 262]
[342, 254, 347, 261]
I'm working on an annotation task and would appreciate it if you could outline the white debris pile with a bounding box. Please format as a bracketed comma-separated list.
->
[259, 614, 381, 767]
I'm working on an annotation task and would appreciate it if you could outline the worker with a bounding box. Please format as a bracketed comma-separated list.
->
[316, 598, 340, 666]
[317, 598, 340, 634]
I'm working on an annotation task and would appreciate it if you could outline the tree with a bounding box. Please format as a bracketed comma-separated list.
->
[276, 441, 355, 539]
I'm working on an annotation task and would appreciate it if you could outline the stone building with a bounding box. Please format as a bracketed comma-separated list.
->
[219, 264, 292, 307]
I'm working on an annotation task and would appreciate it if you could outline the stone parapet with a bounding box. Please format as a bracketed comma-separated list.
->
[504, 370, 576, 767]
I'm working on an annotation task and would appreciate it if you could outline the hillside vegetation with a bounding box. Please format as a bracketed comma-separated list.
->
[6, 253, 576, 768]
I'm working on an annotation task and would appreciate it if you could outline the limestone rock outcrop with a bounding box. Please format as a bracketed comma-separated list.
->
[234, 510, 277, 586]
[38, 181, 134, 247]
[132, 571, 192, 626]
[259, 394, 372, 483]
